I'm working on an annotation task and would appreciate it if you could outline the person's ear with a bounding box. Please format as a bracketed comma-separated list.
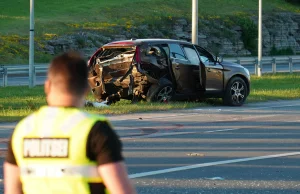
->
[44, 79, 51, 95]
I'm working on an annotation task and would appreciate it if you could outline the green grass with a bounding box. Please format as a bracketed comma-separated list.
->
[0, 0, 300, 64]
[1, 0, 299, 35]
[1, 73, 300, 122]
[0, 86, 207, 122]
[248, 73, 300, 102]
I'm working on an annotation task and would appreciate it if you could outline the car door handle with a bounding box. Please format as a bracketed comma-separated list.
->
[175, 65, 180, 70]
[207, 68, 211, 72]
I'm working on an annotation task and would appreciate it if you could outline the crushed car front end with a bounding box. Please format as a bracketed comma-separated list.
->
[87, 40, 172, 104]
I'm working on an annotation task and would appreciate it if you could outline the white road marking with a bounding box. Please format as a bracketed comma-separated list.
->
[109, 113, 200, 121]
[231, 103, 300, 111]
[286, 119, 300, 123]
[111, 102, 300, 122]
[129, 152, 300, 179]
[111, 112, 275, 122]
[122, 132, 196, 139]
[193, 103, 300, 112]
[123, 128, 242, 139]
[205, 128, 240, 133]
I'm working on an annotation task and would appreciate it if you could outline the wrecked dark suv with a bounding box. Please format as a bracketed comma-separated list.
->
[87, 39, 250, 106]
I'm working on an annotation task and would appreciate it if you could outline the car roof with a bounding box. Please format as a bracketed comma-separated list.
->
[102, 38, 193, 48]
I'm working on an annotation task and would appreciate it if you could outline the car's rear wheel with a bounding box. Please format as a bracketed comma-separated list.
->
[223, 77, 248, 106]
[147, 83, 174, 103]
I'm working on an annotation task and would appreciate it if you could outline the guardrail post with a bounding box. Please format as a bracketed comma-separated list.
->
[237, 59, 241, 65]
[3, 67, 8, 87]
[272, 58, 276, 74]
[0, 67, 3, 87]
[255, 59, 258, 76]
[289, 57, 293, 73]
[33, 66, 36, 87]
[0, 66, 2, 86]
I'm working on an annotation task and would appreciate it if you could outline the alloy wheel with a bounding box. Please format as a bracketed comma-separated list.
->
[157, 86, 173, 102]
[230, 81, 245, 105]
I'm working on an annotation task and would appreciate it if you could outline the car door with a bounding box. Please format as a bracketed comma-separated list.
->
[195, 45, 224, 94]
[181, 44, 204, 92]
[168, 43, 198, 94]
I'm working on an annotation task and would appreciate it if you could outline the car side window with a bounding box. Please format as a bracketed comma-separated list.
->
[161, 45, 170, 58]
[182, 45, 200, 65]
[169, 43, 186, 60]
[195, 46, 215, 66]
[144, 44, 169, 68]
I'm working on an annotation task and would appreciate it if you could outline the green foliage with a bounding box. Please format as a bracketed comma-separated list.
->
[285, 0, 300, 5]
[0, 0, 300, 63]
[232, 14, 258, 54]
[270, 46, 294, 55]
[74, 35, 87, 48]
[0, 35, 52, 64]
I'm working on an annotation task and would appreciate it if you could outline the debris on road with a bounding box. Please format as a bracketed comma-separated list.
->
[187, 153, 205, 157]
[85, 100, 108, 108]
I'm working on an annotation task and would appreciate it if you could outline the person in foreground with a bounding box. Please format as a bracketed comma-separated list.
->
[4, 52, 136, 194]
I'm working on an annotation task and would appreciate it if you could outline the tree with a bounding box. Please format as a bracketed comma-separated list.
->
[285, 0, 300, 5]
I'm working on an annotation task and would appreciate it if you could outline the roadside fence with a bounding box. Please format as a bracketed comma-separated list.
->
[1, 65, 48, 87]
[226, 56, 300, 75]
[1, 55, 300, 87]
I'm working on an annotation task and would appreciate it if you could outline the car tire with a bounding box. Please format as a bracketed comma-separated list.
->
[223, 77, 248, 106]
[147, 83, 174, 103]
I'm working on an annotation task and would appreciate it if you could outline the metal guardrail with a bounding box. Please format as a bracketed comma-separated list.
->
[1, 56, 300, 87]
[0, 66, 8, 87]
[226, 56, 300, 75]
[1, 65, 48, 87]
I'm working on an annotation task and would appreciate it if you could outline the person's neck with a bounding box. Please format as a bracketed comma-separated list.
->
[47, 93, 84, 108]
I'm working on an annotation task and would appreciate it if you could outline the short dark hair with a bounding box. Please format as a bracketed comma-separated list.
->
[48, 51, 89, 96]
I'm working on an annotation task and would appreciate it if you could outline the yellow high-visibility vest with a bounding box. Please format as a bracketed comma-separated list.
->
[12, 106, 109, 194]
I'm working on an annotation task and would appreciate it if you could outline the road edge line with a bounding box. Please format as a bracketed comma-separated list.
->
[129, 152, 300, 179]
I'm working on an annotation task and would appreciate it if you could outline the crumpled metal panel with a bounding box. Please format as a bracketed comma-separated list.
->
[99, 53, 134, 67]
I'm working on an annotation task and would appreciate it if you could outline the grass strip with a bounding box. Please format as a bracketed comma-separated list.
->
[0, 73, 300, 122]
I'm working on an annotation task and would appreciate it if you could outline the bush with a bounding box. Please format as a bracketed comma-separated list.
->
[231, 14, 258, 55]
[270, 46, 294, 55]
[285, 0, 300, 5]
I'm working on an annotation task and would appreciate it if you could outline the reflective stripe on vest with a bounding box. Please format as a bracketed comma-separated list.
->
[20, 165, 100, 179]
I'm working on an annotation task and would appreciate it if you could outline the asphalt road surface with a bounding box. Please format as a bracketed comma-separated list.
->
[1, 63, 300, 86]
[0, 100, 300, 193]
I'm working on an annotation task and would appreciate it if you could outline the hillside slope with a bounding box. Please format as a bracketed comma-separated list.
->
[0, 0, 299, 63]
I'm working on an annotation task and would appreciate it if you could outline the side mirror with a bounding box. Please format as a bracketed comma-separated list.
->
[217, 56, 223, 63]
